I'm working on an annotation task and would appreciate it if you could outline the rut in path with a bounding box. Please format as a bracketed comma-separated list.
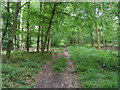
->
[33, 47, 81, 88]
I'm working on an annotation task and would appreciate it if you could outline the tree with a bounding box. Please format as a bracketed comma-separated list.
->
[5, 0, 30, 60]
[37, 2, 42, 52]
[94, 2, 101, 49]
[6, 1, 21, 60]
[42, 3, 59, 53]
[2, 1, 10, 42]
[26, 2, 30, 52]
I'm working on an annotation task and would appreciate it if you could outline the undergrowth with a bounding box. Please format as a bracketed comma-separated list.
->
[67, 46, 118, 88]
[2, 51, 51, 88]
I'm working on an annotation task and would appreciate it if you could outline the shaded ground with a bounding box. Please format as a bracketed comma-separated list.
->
[102, 46, 118, 51]
[33, 47, 81, 88]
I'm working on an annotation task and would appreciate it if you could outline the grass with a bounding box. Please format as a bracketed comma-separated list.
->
[52, 47, 63, 56]
[53, 58, 68, 73]
[67, 46, 118, 88]
[2, 51, 51, 88]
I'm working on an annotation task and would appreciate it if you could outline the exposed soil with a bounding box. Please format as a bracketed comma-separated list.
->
[33, 47, 81, 88]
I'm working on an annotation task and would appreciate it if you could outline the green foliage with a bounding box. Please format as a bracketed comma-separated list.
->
[2, 52, 51, 88]
[53, 58, 68, 73]
[1, 1, 119, 88]
[67, 46, 118, 88]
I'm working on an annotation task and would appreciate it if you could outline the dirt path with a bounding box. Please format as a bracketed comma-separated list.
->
[33, 47, 81, 88]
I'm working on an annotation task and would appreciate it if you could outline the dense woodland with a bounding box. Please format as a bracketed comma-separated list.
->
[1, 0, 119, 88]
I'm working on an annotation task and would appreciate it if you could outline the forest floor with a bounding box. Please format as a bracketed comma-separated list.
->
[33, 47, 81, 88]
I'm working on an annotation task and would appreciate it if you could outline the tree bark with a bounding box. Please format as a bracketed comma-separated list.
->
[90, 32, 94, 47]
[17, 19, 20, 50]
[94, 23, 101, 49]
[2, 1, 10, 42]
[118, 1, 120, 50]
[100, 2, 107, 47]
[47, 34, 51, 51]
[110, 2, 115, 47]
[41, 30, 44, 52]
[14, 35, 17, 49]
[94, 2, 101, 49]
[37, 25, 40, 52]
[37, 2, 42, 52]
[6, 1, 21, 60]
[26, 2, 30, 52]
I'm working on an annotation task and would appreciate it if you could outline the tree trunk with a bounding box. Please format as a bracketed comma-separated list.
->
[37, 2, 42, 52]
[80, 32, 83, 45]
[90, 32, 94, 47]
[77, 31, 80, 44]
[6, 1, 21, 60]
[47, 34, 51, 51]
[101, 2, 107, 47]
[17, 35, 20, 50]
[118, 1, 120, 50]
[110, 2, 115, 47]
[26, 2, 30, 52]
[41, 30, 44, 52]
[0, 17, 2, 58]
[16, 12, 21, 50]
[14, 35, 17, 49]
[37, 25, 40, 52]
[2, 1, 10, 42]
[94, 23, 101, 49]
[101, 19, 107, 47]
[94, 2, 101, 49]
[42, 3, 57, 53]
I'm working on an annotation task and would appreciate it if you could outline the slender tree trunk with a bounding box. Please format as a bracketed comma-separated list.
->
[94, 2, 101, 49]
[37, 25, 40, 52]
[77, 30, 80, 44]
[14, 35, 17, 49]
[37, 2, 42, 52]
[17, 20, 20, 50]
[80, 32, 83, 45]
[94, 23, 101, 49]
[26, 2, 30, 52]
[41, 30, 44, 52]
[101, 2, 107, 47]
[47, 34, 51, 51]
[69, 37, 72, 45]
[6, 1, 21, 60]
[19, 6, 23, 50]
[118, 1, 120, 50]
[42, 3, 57, 53]
[21, 34, 24, 50]
[2, 1, 10, 42]
[0, 14, 2, 58]
[101, 19, 107, 47]
[110, 2, 115, 47]
[40, 3, 44, 52]
[90, 32, 94, 47]
[16, 11, 21, 50]
[17, 35, 20, 50]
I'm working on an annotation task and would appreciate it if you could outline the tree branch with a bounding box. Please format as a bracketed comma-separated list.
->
[18, 0, 31, 11]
